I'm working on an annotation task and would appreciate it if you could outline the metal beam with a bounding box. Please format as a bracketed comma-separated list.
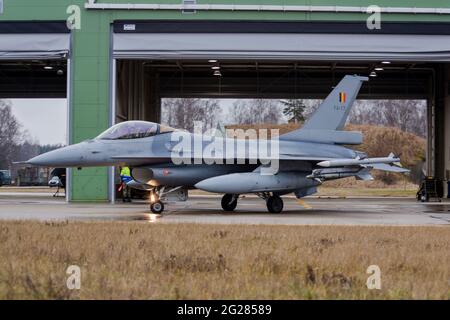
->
[86, 2, 450, 14]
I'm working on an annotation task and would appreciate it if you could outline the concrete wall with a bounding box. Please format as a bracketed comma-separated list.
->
[2, 0, 450, 201]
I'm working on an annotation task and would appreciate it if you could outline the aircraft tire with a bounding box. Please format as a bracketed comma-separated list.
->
[267, 195, 283, 213]
[221, 194, 238, 211]
[150, 200, 164, 214]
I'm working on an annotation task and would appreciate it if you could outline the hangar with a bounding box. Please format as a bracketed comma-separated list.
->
[1, 1, 450, 202]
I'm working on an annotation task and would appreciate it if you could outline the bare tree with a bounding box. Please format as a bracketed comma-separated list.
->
[349, 100, 426, 138]
[161, 98, 222, 132]
[228, 99, 282, 125]
[0, 100, 22, 169]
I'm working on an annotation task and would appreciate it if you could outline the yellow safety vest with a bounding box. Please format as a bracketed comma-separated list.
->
[120, 167, 131, 177]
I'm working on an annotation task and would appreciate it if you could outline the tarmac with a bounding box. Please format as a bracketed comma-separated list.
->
[0, 190, 449, 225]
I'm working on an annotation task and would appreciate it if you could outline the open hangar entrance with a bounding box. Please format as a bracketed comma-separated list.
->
[0, 22, 70, 197]
[0, 22, 69, 99]
[111, 21, 450, 201]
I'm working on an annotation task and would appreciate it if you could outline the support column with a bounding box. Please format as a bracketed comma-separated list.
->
[426, 98, 435, 176]
[433, 64, 450, 197]
[70, 22, 110, 202]
[444, 66, 450, 198]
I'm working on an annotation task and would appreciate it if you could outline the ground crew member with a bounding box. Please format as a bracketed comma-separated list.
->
[120, 166, 132, 202]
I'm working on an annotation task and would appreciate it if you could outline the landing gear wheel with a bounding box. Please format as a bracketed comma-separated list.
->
[267, 195, 284, 213]
[420, 192, 429, 203]
[150, 200, 164, 214]
[221, 194, 238, 211]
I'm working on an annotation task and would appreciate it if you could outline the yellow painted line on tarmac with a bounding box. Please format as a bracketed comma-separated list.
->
[297, 199, 312, 209]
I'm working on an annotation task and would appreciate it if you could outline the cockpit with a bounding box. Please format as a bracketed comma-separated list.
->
[96, 121, 176, 140]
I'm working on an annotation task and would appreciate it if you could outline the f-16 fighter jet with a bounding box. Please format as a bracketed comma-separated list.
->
[26, 75, 409, 214]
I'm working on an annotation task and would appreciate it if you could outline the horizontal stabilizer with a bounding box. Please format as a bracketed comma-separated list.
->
[294, 186, 318, 198]
[370, 163, 410, 173]
[356, 168, 374, 181]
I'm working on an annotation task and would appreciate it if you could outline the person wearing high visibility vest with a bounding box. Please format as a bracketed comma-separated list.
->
[120, 166, 132, 202]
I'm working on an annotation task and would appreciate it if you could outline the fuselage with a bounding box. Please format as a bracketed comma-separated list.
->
[26, 121, 359, 191]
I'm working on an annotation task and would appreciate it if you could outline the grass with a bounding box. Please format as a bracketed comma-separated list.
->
[316, 186, 417, 198]
[1, 185, 418, 198]
[0, 221, 449, 300]
[0, 187, 53, 193]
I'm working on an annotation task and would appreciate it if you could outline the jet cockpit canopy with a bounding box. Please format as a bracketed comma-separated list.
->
[96, 121, 175, 140]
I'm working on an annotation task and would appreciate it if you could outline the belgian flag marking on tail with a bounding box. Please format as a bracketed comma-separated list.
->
[339, 92, 347, 104]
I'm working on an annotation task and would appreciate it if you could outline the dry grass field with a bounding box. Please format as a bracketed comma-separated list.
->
[0, 221, 449, 300]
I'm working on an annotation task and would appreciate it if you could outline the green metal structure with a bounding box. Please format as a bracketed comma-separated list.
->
[1, 1, 450, 201]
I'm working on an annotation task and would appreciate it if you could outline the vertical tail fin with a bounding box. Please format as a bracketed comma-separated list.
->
[301, 75, 368, 131]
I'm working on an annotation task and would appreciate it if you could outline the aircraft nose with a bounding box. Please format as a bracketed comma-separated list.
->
[27, 144, 86, 167]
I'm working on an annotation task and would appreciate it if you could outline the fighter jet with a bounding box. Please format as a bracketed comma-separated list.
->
[26, 75, 409, 214]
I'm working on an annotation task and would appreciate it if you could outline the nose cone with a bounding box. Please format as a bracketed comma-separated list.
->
[27, 144, 87, 167]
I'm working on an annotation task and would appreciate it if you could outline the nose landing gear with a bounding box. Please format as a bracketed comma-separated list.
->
[150, 200, 164, 214]
[149, 186, 186, 214]
[149, 188, 164, 214]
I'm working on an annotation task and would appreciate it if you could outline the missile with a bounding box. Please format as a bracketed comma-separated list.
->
[195, 172, 319, 194]
[307, 167, 373, 181]
[317, 155, 400, 168]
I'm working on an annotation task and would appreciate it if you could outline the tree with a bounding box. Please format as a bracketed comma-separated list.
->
[161, 98, 222, 132]
[228, 99, 282, 125]
[0, 100, 22, 169]
[348, 100, 426, 138]
[280, 99, 306, 123]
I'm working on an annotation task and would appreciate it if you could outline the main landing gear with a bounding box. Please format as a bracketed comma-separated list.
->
[266, 195, 284, 213]
[220, 193, 285, 213]
[257, 192, 284, 213]
[221, 194, 238, 211]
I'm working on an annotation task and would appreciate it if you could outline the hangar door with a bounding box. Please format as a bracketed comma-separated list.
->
[112, 21, 450, 62]
[0, 22, 71, 98]
[0, 22, 70, 60]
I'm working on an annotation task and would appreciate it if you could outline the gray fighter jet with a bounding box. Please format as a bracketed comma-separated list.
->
[26, 75, 409, 214]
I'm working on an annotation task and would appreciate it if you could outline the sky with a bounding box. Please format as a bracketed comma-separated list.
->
[8, 98, 288, 146]
[10, 99, 67, 146]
